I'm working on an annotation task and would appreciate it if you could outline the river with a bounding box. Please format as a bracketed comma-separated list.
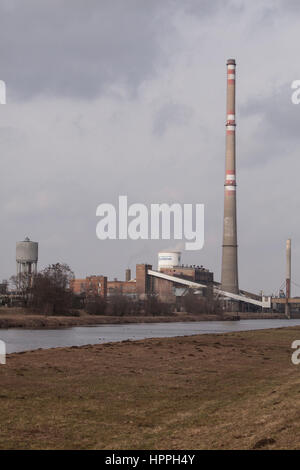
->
[1, 318, 300, 354]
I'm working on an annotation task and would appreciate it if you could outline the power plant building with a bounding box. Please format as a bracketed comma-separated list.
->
[69, 59, 273, 313]
[71, 260, 214, 305]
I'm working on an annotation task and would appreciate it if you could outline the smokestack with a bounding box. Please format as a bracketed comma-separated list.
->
[221, 59, 239, 294]
[125, 268, 131, 282]
[285, 239, 291, 318]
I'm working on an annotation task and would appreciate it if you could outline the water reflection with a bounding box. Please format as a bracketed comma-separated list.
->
[1, 318, 300, 354]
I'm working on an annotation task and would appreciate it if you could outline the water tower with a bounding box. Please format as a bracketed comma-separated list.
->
[16, 237, 38, 283]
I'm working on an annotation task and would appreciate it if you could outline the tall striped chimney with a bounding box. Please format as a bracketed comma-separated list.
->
[285, 239, 291, 318]
[221, 59, 239, 294]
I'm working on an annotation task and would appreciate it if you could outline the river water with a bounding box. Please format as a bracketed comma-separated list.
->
[1, 319, 300, 354]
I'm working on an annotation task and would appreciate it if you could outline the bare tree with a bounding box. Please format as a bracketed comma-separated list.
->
[143, 294, 173, 316]
[0, 280, 8, 295]
[10, 273, 32, 304]
[85, 296, 107, 315]
[183, 290, 222, 315]
[107, 295, 138, 316]
[29, 263, 75, 315]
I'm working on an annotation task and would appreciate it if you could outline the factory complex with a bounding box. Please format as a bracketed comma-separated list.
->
[3, 60, 300, 316]
[69, 59, 300, 315]
[68, 59, 273, 314]
[71, 251, 214, 305]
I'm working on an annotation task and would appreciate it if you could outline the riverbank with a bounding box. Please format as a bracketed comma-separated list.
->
[0, 308, 288, 329]
[1, 326, 300, 449]
[0, 309, 221, 329]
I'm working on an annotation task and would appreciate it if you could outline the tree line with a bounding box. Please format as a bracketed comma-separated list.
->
[8, 262, 221, 316]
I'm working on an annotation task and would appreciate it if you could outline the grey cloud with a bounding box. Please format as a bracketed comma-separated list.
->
[242, 85, 300, 140]
[182, 0, 240, 17]
[0, 0, 170, 99]
[239, 84, 300, 168]
[0, 0, 237, 101]
[153, 103, 194, 136]
[2, 1, 300, 296]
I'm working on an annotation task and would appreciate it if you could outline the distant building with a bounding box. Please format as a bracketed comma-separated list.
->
[70, 275, 107, 299]
[70, 258, 214, 305]
[0, 282, 8, 295]
[107, 279, 137, 298]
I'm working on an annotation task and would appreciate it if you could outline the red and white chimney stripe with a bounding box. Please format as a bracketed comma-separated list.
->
[227, 110, 235, 124]
[225, 170, 236, 185]
[225, 185, 236, 193]
[226, 125, 235, 135]
[227, 64, 235, 84]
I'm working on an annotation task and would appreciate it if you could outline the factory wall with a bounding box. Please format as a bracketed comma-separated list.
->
[70, 275, 107, 299]
[159, 266, 213, 285]
[107, 280, 137, 297]
[136, 264, 153, 298]
[71, 263, 214, 305]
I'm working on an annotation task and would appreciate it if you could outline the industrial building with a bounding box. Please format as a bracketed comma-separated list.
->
[70, 275, 136, 299]
[69, 60, 274, 313]
[70, 249, 268, 312]
[6, 60, 300, 316]
[71, 275, 107, 299]
[70, 254, 214, 306]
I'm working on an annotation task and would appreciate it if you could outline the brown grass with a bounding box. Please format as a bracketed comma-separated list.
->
[0, 326, 300, 449]
[0, 308, 221, 329]
[0, 307, 289, 329]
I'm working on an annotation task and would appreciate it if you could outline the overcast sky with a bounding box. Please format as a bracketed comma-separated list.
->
[1, 0, 300, 295]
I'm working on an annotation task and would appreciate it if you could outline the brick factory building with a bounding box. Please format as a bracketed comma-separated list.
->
[70, 275, 107, 299]
[71, 274, 136, 299]
[70, 261, 214, 305]
[107, 279, 137, 298]
[136, 264, 214, 303]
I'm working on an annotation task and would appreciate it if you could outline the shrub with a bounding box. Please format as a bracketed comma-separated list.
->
[183, 291, 222, 315]
[85, 297, 107, 315]
[143, 295, 173, 316]
[29, 263, 75, 315]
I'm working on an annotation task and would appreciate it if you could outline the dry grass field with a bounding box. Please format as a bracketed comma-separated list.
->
[0, 326, 300, 449]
